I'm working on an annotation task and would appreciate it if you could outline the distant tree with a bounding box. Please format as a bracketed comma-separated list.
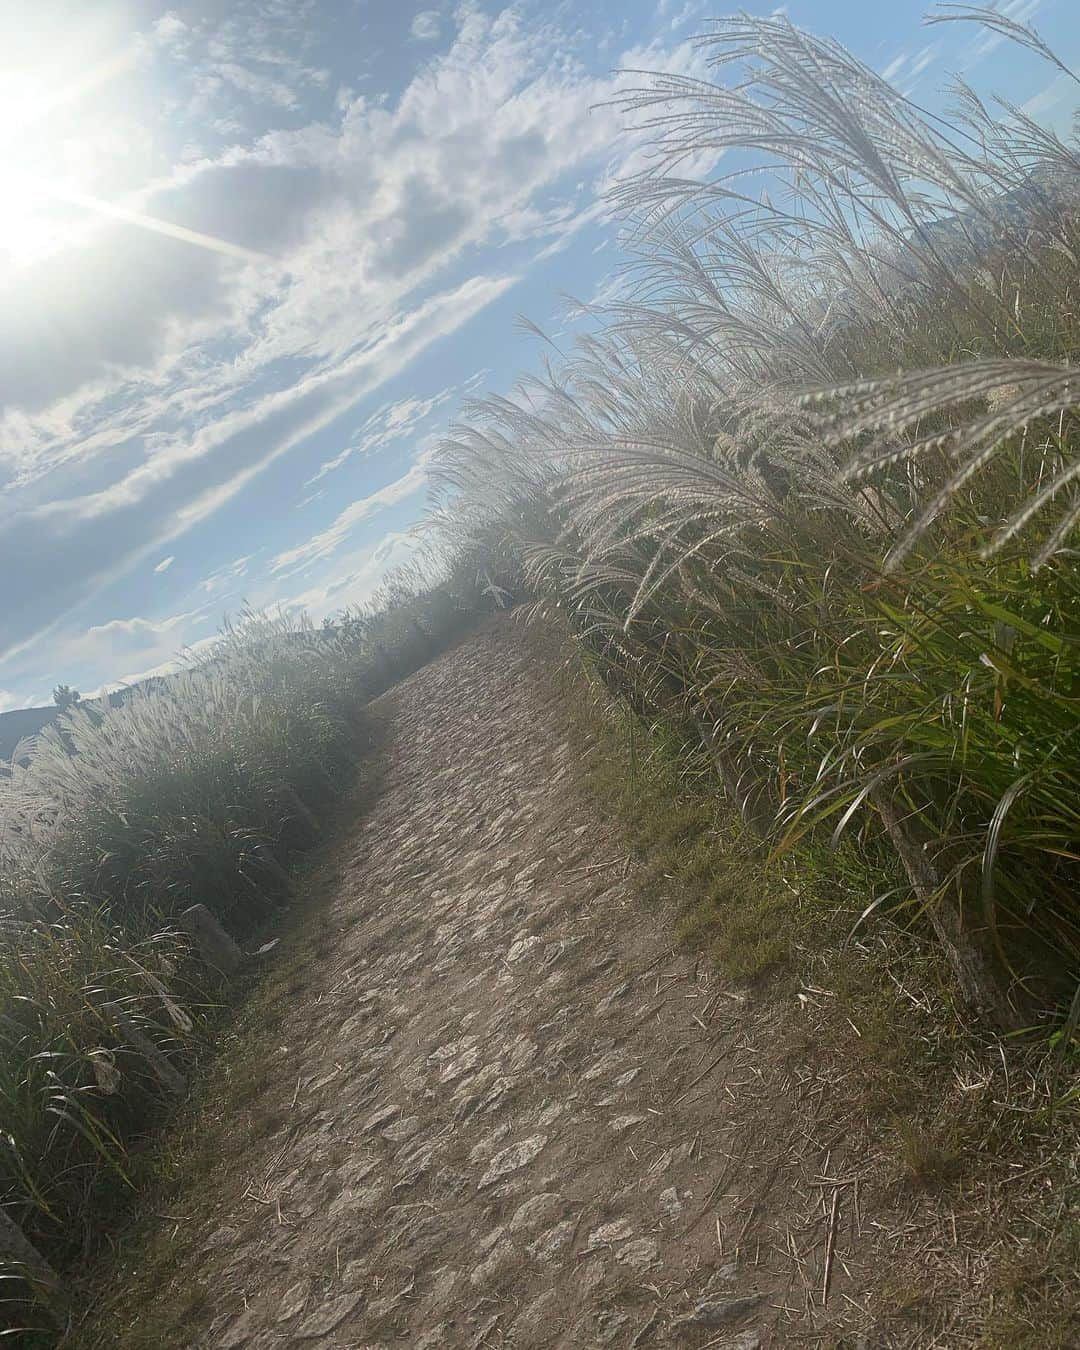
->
[52, 684, 81, 711]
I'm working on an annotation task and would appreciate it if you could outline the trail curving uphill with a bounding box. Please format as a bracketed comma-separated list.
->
[130, 613, 783, 1349]
[98, 613, 1003, 1348]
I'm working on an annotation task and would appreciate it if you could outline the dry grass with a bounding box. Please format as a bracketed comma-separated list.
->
[565, 642, 1079, 1345]
[428, 8, 1080, 1027]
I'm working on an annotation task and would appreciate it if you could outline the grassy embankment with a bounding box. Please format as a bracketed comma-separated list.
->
[570, 654, 1077, 1343]
[0, 574, 478, 1336]
[430, 10, 1080, 1039]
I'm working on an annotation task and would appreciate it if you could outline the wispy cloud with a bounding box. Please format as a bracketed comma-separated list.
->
[0, 1, 711, 695]
[410, 11, 442, 43]
[307, 386, 458, 486]
[272, 448, 434, 577]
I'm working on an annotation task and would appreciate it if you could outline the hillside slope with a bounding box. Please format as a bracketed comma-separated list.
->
[74, 613, 1075, 1349]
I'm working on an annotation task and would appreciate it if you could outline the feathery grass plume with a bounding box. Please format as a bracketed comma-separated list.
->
[0, 576, 489, 1326]
[429, 8, 1080, 1025]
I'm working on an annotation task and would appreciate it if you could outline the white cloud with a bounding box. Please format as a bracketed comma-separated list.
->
[1022, 71, 1076, 127]
[271, 449, 434, 577]
[153, 555, 175, 573]
[909, 44, 939, 80]
[198, 553, 254, 596]
[410, 11, 442, 43]
[279, 530, 421, 619]
[881, 51, 909, 83]
[307, 386, 458, 485]
[92, 633, 220, 696]
[0, 272, 516, 664]
[56, 608, 220, 697]
[153, 12, 189, 49]
[959, 0, 1046, 68]
[0, 4, 712, 672]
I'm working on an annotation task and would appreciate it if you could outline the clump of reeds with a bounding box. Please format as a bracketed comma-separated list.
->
[430, 7, 1080, 1027]
[0, 572, 482, 1327]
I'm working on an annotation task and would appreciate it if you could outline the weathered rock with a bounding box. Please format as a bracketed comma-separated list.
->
[470, 1235, 517, 1288]
[615, 1237, 659, 1272]
[658, 1186, 683, 1222]
[511, 1289, 563, 1346]
[294, 1291, 364, 1338]
[594, 1309, 631, 1344]
[509, 1192, 564, 1235]
[595, 981, 632, 1017]
[610, 1114, 647, 1133]
[582, 1218, 634, 1252]
[673, 1295, 765, 1331]
[477, 1134, 548, 1188]
[382, 1114, 421, 1143]
[528, 1219, 577, 1262]
[276, 1279, 311, 1323]
[423, 1266, 459, 1309]
[722, 1332, 763, 1350]
[362, 1103, 401, 1134]
[413, 1329, 451, 1350]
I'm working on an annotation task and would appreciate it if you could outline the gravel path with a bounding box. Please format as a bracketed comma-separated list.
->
[170, 616, 782, 1347]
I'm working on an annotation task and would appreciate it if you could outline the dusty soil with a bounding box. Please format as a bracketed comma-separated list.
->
[79, 613, 1072, 1348]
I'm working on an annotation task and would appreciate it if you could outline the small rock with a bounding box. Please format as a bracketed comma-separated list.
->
[528, 1219, 577, 1262]
[583, 1218, 634, 1251]
[507, 1036, 538, 1071]
[583, 1049, 623, 1082]
[424, 1266, 459, 1308]
[509, 1192, 563, 1235]
[439, 1045, 482, 1084]
[276, 1278, 311, 1323]
[203, 1225, 240, 1252]
[536, 1101, 565, 1128]
[674, 1295, 765, 1330]
[478, 1224, 508, 1256]
[469, 1121, 511, 1165]
[595, 981, 632, 1017]
[615, 1237, 660, 1272]
[362, 1103, 401, 1134]
[414, 1328, 451, 1349]
[658, 1186, 683, 1221]
[470, 1235, 517, 1288]
[217, 1307, 262, 1349]
[477, 1133, 548, 1188]
[595, 1310, 632, 1344]
[510, 1289, 562, 1346]
[382, 1115, 420, 1143]
[294, 1290, 364, 1338]
[366, 1292, 400, 1324]
[724, 1333, 763, 1350]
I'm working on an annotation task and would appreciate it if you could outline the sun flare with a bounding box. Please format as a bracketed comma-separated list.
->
[0, 35, 257, 270]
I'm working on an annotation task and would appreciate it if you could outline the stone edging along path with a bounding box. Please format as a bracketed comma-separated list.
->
[88, 613, 940, 1348]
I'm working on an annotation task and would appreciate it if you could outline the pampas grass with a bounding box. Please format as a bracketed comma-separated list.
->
[429, 8, 1080, 1021]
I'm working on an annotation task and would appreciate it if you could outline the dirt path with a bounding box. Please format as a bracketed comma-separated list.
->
[72, 612, 1080, 1349]
[88, 611, 952, 1350]
[114, 612, 786, 1349]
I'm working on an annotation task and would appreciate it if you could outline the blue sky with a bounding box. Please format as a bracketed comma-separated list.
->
[0, 0, 1076, 708]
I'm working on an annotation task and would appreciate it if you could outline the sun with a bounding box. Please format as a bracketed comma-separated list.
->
[0, 72, 61, 263]
[0, 168, 64, 266]
[0, 41, 262, 271]
[0, 58, 119, 267]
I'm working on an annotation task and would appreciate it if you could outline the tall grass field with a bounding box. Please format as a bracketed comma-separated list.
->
[430, 8, 1080, 1031]
[0, 574, 477, 1331]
